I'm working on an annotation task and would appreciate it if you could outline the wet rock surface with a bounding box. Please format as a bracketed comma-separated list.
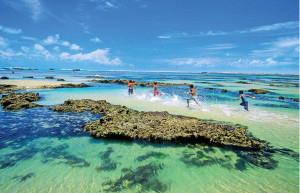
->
[89, 79, 189, 87]
[0, 92, 43, 111]
[39, 83, 91, 89]
[248, 89, 270, 94]
[236, 81, 252, 84]
[0, 84, 18, 94]
[51, 99, 263, 150]
[0, 76, 9, 79]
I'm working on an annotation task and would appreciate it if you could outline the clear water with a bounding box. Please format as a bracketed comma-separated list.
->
[0, 69, 299, 192]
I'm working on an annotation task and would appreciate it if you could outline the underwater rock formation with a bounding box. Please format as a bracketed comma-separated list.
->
[51, 99, 262, 150]
[248, 89, 270, 94]
[89, 79, 189, 87]
[0, 92, 43, 111]
[102, 162, 167, 192]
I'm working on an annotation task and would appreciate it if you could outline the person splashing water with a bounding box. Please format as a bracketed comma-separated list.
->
[186, 84, 202, 108]
[126, 79, 136, 95]
[149, 81, 160, 96]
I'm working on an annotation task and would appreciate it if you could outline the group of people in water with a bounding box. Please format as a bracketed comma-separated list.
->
[126, 79, 255, 111]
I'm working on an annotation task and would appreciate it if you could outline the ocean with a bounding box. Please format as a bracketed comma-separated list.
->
[0, 69, 299, 192]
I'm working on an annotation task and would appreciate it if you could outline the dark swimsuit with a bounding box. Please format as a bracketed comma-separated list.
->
[240, 94, 248, 110]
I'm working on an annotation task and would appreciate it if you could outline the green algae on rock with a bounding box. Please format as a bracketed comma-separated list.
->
[89, 79, 189, 87]
[0, 92, 43, 111]
[51, 99, 262, 150]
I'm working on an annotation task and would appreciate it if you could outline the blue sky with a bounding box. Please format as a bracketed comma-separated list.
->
[0, 0, 299, 73]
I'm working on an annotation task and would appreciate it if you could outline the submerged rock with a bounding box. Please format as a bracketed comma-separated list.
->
[236, 81, 252, 84]
[248, 89, 270, 94]
[0, 92, 43, 111]
[51, 99, 262, 150]
[221, 89, 228, 93]
[45, 76, 54, 79]
[57, 78, 65, 81]
[89, 79, 189, 87]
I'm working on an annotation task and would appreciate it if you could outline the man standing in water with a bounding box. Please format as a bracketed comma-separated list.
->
[126, 80, 136, 95]
[186, 84, 202, 108]
[149, 82, 160, 96]
[234, 90, 255, 111]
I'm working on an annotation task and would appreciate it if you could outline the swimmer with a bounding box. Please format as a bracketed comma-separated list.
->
[149, 81, 160, 96]
[186, 84, 202, 108]
[234, 90, 255, 111]
[126, 79, 136, 95]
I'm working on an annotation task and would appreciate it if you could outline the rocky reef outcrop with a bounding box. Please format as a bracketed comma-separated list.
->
[0, 92, 43, 111]
[39, 83, 91, 89]
[248, 89, 270, 94]
[0, 84, 18, 94]
[89, 79, 189, 87]
[51, 99, 262, 150]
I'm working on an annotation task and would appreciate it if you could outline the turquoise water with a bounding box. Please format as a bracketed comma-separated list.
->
[0, 69, 299, 192]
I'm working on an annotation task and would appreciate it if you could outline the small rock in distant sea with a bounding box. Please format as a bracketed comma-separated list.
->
[293, 98, 299, 102]
[0, 76, 9, 79]
[57, 79, 65, 81]
[23, 76, 33, 78]
[45, 76, 54, 79]
[279, 96, 284, 100]
[221, 89, 228, 93]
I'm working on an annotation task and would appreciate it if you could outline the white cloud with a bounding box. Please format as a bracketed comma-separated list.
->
[70, 44, 83, 50]
[207, 44, 237, 50]
[0, 49, 22, 58]
[21, 46, 30, 52]
[0, 36, 8, 47]
[164, 57, 219, 67]
[90, 37, 102, 43]
[241, 21, 299, 33]
[62, 41, 70, 46]
[272, 37, 299, 48]
[158, 36, 171, 39]
[0, 25, 22, 34]
[60, 49, 122, 65]
[231, 58, 292, 67]
[21, 36, 38, 41]
[53, 46, 60, 51]
[43, 34, 60, 44]
[23, 0, 42, 21]
[34, 43, 52, 58]
[158, 21, 299, 39]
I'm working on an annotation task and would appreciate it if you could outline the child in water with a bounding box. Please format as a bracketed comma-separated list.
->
[126, 80, 136, 95]
[149, 82, 160, 96]
[186, 84, 202, 108]
[234, 90, 255, 111]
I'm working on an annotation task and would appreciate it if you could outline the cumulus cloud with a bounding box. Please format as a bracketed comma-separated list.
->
[62, 41, 70, 46]
[59, 49, 122, 65]
[43, 34, 60, 44]
[0, 25, 22, 34]
[90, 37, 102, 43]
[34, 43, 52, 58]
[70, 44, 83, 50]
[21, 46, 30, 52]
